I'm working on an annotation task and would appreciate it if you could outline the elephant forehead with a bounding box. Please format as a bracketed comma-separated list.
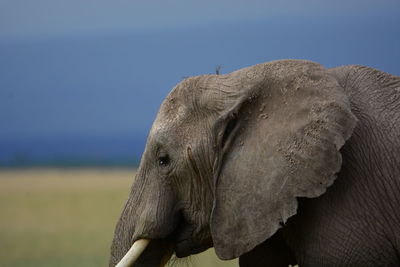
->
[153, 98, 189, 129]
[150, 82, 202, 135]
[150, 106, 192, 143]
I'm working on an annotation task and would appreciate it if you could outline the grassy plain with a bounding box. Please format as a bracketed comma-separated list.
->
[0, 169, 238, 267]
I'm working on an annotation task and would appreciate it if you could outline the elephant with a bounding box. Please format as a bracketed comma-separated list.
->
[110, 60, 400, 267]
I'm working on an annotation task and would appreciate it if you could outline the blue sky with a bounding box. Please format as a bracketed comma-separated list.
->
[1, 0, 400, 165]
[1, 0, 400, 40]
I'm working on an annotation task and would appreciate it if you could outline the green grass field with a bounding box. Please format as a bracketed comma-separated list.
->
[0, 169, 238, 267]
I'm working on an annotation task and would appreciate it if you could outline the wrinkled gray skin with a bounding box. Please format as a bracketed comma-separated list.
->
[110, 60, 400, 267]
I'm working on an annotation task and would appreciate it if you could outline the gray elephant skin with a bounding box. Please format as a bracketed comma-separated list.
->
[110, 60, 400, 267]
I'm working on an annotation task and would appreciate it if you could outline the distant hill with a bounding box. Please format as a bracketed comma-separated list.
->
[0, 135, 145, 168]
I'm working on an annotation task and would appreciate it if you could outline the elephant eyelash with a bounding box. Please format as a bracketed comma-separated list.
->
[221, 117, 238, 149]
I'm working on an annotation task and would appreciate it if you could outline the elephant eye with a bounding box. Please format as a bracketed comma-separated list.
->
[158, 154, 170, 166]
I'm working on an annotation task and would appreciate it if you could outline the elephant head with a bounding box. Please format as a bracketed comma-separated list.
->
[109, 60, 357, 266]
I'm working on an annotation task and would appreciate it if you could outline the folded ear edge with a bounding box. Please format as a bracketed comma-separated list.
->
[208, 60, 358, 260]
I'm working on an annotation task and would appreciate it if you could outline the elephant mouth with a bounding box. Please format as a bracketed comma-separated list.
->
[174, 236, 211, 258]
[123, 215, 211, 266]
[132, 239, 171, 266]
[129, 235, 208, 266]
[171, 215, 212, 257]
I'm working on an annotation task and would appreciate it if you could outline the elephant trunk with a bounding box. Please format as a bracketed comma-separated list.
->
[109, 170, 178, 267]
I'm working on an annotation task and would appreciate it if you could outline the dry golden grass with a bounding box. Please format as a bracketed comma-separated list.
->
[0, 169, 238, 267]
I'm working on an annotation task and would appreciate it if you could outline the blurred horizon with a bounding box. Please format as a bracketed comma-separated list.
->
[1, 0, 400, 167]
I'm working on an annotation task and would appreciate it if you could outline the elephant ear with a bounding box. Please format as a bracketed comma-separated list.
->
[209, 60, 357, 260]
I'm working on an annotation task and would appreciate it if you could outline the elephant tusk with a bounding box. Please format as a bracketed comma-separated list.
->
[115, 238, 151, 267]
[160, 246, 174, 267]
